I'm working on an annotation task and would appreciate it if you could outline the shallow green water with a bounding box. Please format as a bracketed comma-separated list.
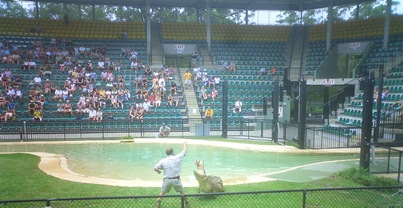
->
[0, 143, 359, 182]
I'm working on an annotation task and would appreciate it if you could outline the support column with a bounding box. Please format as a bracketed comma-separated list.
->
[374, 64, 385, 143]
[326, 4, 333, 52]
[92, 4, 95, 20]
[146, 0, 151, 64]
[206, 0, 212, 53]
[222, 80, 228, 138]
[35, 1, 39, 18]
[298, 79, 307, 149]
[383, 0, 392, 49]
[272, 80, 279, 143]
[245, 9, 249, 25]
[360, 74, 374, 169]
[323, 86, 330, 124]
[78, 4, 82, 20]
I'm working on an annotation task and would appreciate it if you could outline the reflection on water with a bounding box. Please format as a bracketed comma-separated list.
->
[0, 143, 357, 182]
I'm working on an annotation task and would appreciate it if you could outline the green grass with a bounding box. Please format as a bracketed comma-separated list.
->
[1, 153, 402, 207]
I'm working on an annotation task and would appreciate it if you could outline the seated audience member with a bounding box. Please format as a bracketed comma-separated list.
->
[63, 100, 73, 116]
[28, 101, 37, 115]
[32, 109, 43, 122]
[4, 108, 14, 122]
[204, 106, 214, 119]
[88, 107, 97, 121]
[268, 66, 276, 76]
[228, 61, 236, 72]
[210, 88, 218, 101]
[173, 93, 179, 107]
[233, 99, 242, 113]
[258, 67, 266, 76]
[96, 108, 103, 122]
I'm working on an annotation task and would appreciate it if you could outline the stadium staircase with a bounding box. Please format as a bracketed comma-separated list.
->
[151, 23, 163, 67]
[288, 25, 306, 81]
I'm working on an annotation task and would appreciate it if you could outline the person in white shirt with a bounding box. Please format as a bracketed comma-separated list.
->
[88, 107, 97, 121]
[214, 76, 220, 87]
[32, 76, 42, 86]
[233, 99, 242, 113]
[96, 108, 103, 122]
[143, 99, 151, 112]
[97, 59, 105, 70]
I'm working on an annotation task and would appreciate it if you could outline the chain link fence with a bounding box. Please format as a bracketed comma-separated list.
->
[1, 187, 402, 208]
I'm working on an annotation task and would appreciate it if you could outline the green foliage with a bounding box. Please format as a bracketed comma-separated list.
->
[0, 0, 29, 18]
[338, 168, 398, 186]
[121, 135, 134, 140]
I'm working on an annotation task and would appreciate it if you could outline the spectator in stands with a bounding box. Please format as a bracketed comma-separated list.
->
[96, 108, 103, 122]
[63, 100, 73, 116]
[170, 81, 177, 94]
[214, 76, 220, 87]
[88, 106, 97, 121]
[117, 93, 125, 109]
[111, 95, 119, 109]
[118, 76, 125, 88]
[145, 65, 152, 75]
[381, 87, 389, 101]
[11, 74, 23, 88]
[31, 75, 42, 87]
[142, 99, 151, 112]
[199, 86, 208, 101]
[207, 76, 215, 88]
[233, 99, 242, 113]
[6, 87, 15, 100]
[228, 61, 236, 72]
[28, 100, 37, 115]
[15, 87, 22, 99]
[53, 86, 62, 101]
[135, 105, 144, 121]
[155, 123, 170, 138]
[21, 59, 29, 70]
[222, 61, 229, 70]
[44, 79, 52, 94]
[32, 109, 43, 122]
[97, 58, 105, 70]
[130, 50, 138, 61]
[268, 66, 276, 76]
[191, 50, 198, 60]
[131, 59, 138, 71]
[173, 93, 180, 107]
[1, 73, 8, 87]
[167, 94, 174, 107]
[28, 59, 37, 70]
[204, 106, 214, 120]
[4, 108, 14, 122]
[129, 105, 136, 121]
[183, 70, 192, 90]
[0, 92, 5, 108]
[210, 88, 218, 101]
[258, 67, 266, 76]
[155, 94, 162, 108]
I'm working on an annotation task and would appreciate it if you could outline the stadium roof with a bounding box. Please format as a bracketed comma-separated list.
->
[27, 0, 373, 11]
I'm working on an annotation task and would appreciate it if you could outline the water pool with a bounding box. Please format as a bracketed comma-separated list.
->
[0, 141, 359, 185]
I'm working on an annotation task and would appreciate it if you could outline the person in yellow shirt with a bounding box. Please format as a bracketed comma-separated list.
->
[204, 107, 214, 119]
[183, 70, 192, 89]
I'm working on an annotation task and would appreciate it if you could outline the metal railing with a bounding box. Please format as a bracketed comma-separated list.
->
[1, 186, 401, 207]
[0, 118, 274, 141]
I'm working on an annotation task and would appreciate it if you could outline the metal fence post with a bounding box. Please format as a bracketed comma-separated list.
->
[302, 189, 307, 208]
[261, 121, 263, 138]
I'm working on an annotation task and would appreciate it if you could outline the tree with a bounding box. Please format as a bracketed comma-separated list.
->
[0, 0, 29, 18]
[352, 0, 399, 19]
[276, 11, 299, 25]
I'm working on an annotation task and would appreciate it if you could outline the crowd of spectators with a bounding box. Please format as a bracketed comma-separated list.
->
[0, 37, 181, 123]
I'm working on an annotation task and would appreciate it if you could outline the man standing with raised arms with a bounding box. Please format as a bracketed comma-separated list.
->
[154, 141, 190, 208]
